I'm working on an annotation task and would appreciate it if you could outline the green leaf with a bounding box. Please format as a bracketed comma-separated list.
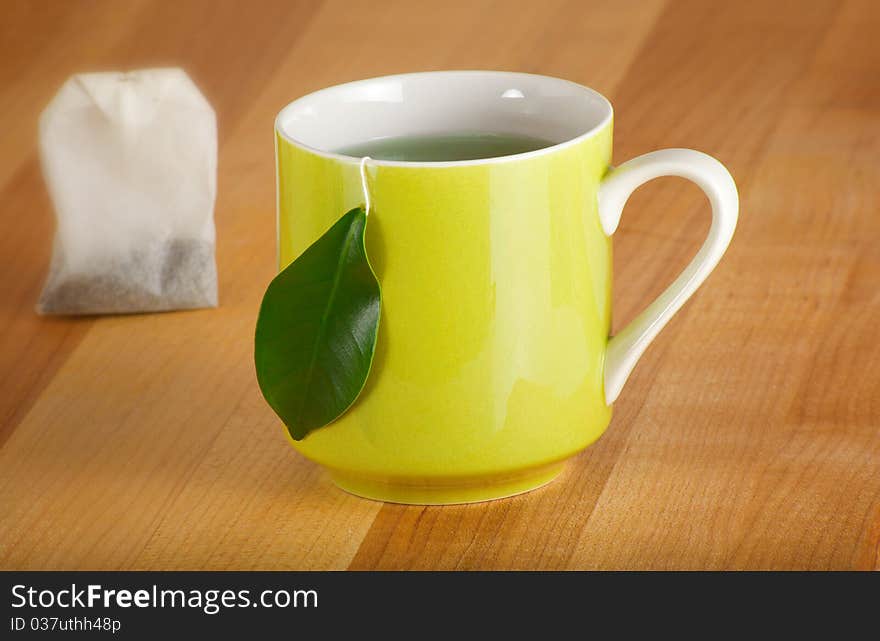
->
[254, 206, 380, 440]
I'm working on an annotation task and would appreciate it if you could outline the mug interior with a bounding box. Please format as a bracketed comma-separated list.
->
[275, 71, 612, 164]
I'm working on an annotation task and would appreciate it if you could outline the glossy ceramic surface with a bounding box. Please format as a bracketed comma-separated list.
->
[274, 71, 738, 504]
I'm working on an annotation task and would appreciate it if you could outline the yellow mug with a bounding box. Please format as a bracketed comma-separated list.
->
[274, 71, 738, 504]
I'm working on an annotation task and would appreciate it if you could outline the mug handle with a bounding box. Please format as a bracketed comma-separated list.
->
[598, 149, 738, 404]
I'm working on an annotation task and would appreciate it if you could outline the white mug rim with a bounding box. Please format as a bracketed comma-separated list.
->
[274, 70, 614, 168]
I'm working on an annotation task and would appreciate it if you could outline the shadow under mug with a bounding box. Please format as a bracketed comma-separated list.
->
[274, 71, 738, 504]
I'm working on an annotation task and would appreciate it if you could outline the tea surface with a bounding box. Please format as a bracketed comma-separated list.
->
[335, 132, 556, 162]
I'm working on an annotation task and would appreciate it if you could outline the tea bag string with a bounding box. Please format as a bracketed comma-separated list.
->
[360, 156, 372, 216]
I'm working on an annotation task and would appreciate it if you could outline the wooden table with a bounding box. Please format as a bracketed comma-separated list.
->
[1, 0, 878, 571]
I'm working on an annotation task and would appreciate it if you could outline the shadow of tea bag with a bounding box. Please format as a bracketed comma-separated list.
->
[37, 68, 218, 315]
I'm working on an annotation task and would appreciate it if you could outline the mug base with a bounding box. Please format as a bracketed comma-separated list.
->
[328, 462, 565, 505]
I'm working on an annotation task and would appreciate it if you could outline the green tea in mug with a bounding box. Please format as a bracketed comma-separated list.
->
[335, 131, 556, 162]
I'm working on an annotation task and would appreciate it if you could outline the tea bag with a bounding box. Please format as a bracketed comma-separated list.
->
[37, 68, 218, 315]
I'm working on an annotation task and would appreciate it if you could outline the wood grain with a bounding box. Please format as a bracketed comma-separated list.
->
[0, 0, 877, 570]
